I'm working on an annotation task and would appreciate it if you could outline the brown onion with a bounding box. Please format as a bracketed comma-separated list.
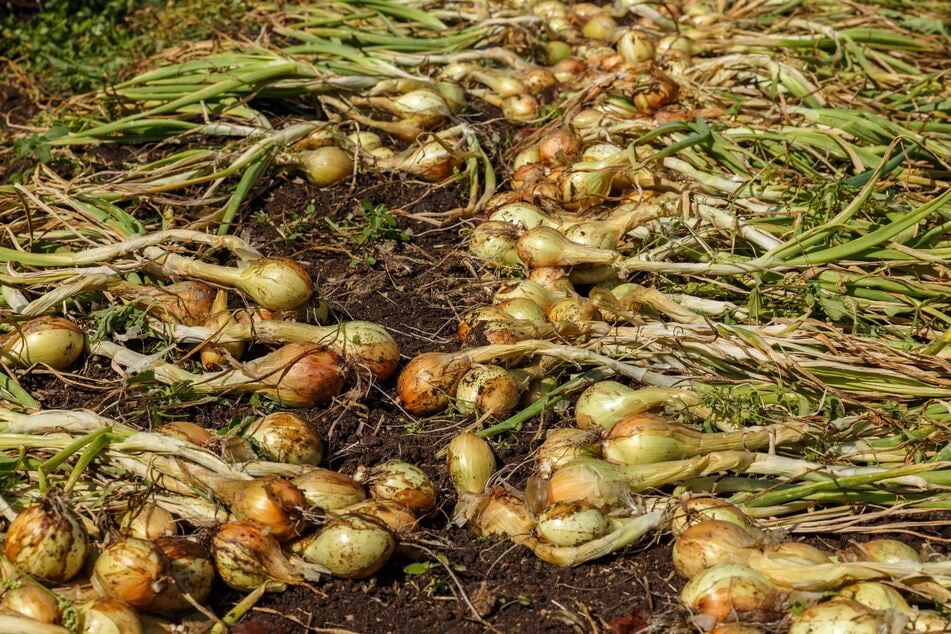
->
[243, 343, 345, 408]
[680, 563, 782, 623]
[672, 520, 762, 579]
[397, 352, 472, 415]
[91, 538, 170, 608]
[0, 317, 85, 370]
[228, 477, 306, 542]
[0, 585, 61, 624]
[297, 514, 395, 579]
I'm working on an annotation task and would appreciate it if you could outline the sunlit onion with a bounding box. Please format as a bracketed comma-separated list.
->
[0, 585, 61, 624]
[298, 514, 396, 578]
[356, 461, 436, 513]
[91, 537, 170, 608]
[4, 499, 89, 584]
[292, 468, 366, 511]
[536, 502, 610, 546]
[680, 563, 782, 623]
[243, 343, 345, 408]
[212, 521, 302, 591]
[672, 520, 762, 579]
[247, 412, 323, 465]
[447, 431, 497, 495]
[147, 537, 214, 615]
[78, 598, 142, 634]
[0, 317, 85, 370]
[455, 364, 521, 417]
[789, 599, 888, 634]
[119, 503, 177, 540]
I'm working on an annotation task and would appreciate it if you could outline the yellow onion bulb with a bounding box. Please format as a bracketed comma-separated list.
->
[329, 321, 400, 381]
[457, 307, 512, 344]
[125, 281, 216, 326]
[156, 421, 212, 446]
[292, 468, 366, 511]
[340, 500, 418, 537]
[582, 12, 619, 41]
[78, 598, 142, 634]
[468, 220, 522, 267]
[497, 298, 547, 322]
[447, 431, 497, 495]
[553, 58, 585, 83]
[235, 258, 313, 311]
[397, 352, 472, 415]
[291, 146, 354, 187]
[247, 412, 323, 465]
[357, 461, 436, 514]
[909, 610, 951, 633]
[617, 30, 655, 64]
[243, 343, 345, 408]
[501, 95, 539, 122]
[535, 501, 610, 546]
[513, 145, 541, 170]
[348, 131, 383, 151]
[146, 537, 214, 615]
[842, 539, 920, 564]
[520, 68, 558, 94]
[455, 364, 521, 417]
[489, 202, 555, 231]
[545, 41, 572, 64]
[764, 542, 832, 565]
[212, 521, 302, 592]
[680, 563, 781, 623]
[789, 599, 888, 634]
[669, 497, 760, 539]
[493, 279, 566, 312]
[119, 503, 177, 540]
[299, 515, 395, 579]
[838, 582, 913, 616]
[0, 317, 85, 370]
[385, 140, 461, 182]
[473, 488, 535, 537]
[0, 585, 61, 624]
[537, 130, 581, 166]
[603, 413, 699, 465]
[672, 520, 762, 579]
[546, 297, 597, 322]
[91, 538, 170, 608]
[536, 428, 601, 478]
[4, 499, 89, 584]
[230, 477, 305, 542]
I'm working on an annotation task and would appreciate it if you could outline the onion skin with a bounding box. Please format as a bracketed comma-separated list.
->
[841, 539, 920, 564]
[669, 497, 760, 539]
[4, 499, 89, 584]
[397, 352, 472, 415]
[298, 515, 396, 578]
[789, 598, 888, 634]
[212, 521, 302, 592]
[119, 504, 177, 540]
[358, 461, 437, 514]
[293, 146, 354, 187]
[147, 537, 214, 615]
[230, 477, 306, 542]
[447, 432, 497, 495]
[0, 317, 85, 370]
[339, 500, 419, 537]
[243, 343, 345, 408]
[78, 597, 143, 634]
[672, 520, 762, 579]
[237, 258, 313, 311]
[292, 468, 366, 511]
[680, 563, 782, 623]
[91, 538, 170, 608]
[156, 421, 213, 446]
[454, 364, 521, 417]
[0, 585, 61, 624]
[247, 412, 324, 465]
[535, 502, 610, 546]
[122, 281, 215, 326]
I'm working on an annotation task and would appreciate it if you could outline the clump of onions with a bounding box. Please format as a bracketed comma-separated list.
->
[535, 502, 610, 546]
[789, 599, 889, 634]
[1, 585, 61, 624]
[0, 317, 85, 370]
[447, 431, 497, 495]
[536, 428, 601, 478]
[292, 468, 366, 511]
[575, 381, 698, 430]
[397, 351, 473, 415]
[680, 563, 782, 623]
[119, 281, 215, 326]
[286, 146, 354, 187]
[4, 498, 89, 583]
[212, 521, 303, 592]
[147, 537, 215, 615]
[455, 364, 522, 417]
[246, 412, 323, 465]
[78, 598, 142, 634]
[92, 538, 171, 608]
[669, 497, 760, 539]
[538, 130, 581, 166]
[672, 520, 762, 579]
[243, 343, 345, 408]
[298, 515, 396, 578]
[468, 220, 522, 267]
[119, 503, 177, 540]
[340, 500, 418, 537]
[356, 461, 436, 514]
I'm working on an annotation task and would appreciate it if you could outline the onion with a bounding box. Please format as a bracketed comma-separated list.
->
[292, 468, 366, 511]
[356, 461, 436, 513]
[501, 95, 539, 122]
[468, 220, 523, 267]
[535, 502, 610, 546]
[457, 307, 511, 343]
[298, 514, 395, 578]
[536, 428, 601, 478]
[0, 317, 85, 370]
[562, 219, 625, 249]
[4, 499, 89, 583]
[513, 145, 541, 170]
[247, 412, 323, 465]
[632, 73, 679, 114]
[557, 163, 614, 208]
[455, 364, 521, 417]
[909, 610, 951, 632]
[669, 497, 760, 538]
[212, 521, 302, 591]
[764, 542, 832, 565]
[547, 297, 597, 322]
[489, 202, 557, 230]
[575, 381, 698, 430]
[582, 13, 619, 41]
[397, 351, 472, 415]
[516, 227, 616, 269]
[147, 537, 214, 615]
[92, 538, 170, 608]
[656, 34, 695, 59]
[538, 130, 581, 166]
[842, 539, 920, 564]
[672, 520, 762, 579]
[473, 488, 535, 537]
[340, 500, 418, 537]
[289, 146, 354, 187]
[118, 281, 215, 326]
[156, 421, 212, 446]
[347, 131, 383, 151]
[498, 298, 548, 322]
[447, 431, 497, 495]
[545, 41, 572, 64]
[358, 89, 450, 127]
[493, 279, 569, 311]
[243, 343, 345, 408]
[226, 476, 306, 541]
[0, 585, 61, 624]
[789, 599, 889, 634]
[78, 598, 142, 634]
[617, 30, 655, 64]
[119, 503, 177, 540]
[378, 140, 461, 182]
[528, 267, 575, 293]
[838, 582, 913, 615]
[680, 563, 782, 623]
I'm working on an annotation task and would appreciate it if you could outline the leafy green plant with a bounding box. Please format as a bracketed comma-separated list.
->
[325, 199, 410, 266]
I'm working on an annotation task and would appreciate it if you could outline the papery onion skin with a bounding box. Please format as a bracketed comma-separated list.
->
[455, 364, 521, 417]
[680, 563, 782, 623]
[4, 499, 89, 584]
[125, 281, 215, 326]
[244, 343, 345, 408]
[299, 515, 396, 579]
[0, 585, 61, 624]
[147, 537, 215, 615]
[358, 461, 437, 513]
[669, 497, 760, 538]
[789, 598, 888, 634]
[212, 521, 302, 592]
[91, 538, 170, 608]
[78, 597, 143, 634]
[339, 500, 419, 537]
[0, 317, 85, 370]
[237, 258, 314, 311]
[841, 539, 920, 564]
[536, 428, 601, 478]
[397, 352, 472, 415]
[230, 477, 306, 542]
[764, 542, 832, 565]
[292, 468, 366, 511]
[119, 503, 178, 540]
[447, 431, 497, 495]
[535, 501, 610, 546]
[838, 582, 912, 616]
[247, 412, 324, 466]
[672, 520, 761, 579]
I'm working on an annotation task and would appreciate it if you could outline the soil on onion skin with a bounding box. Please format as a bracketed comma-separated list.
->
[18, 149, 950, 634]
